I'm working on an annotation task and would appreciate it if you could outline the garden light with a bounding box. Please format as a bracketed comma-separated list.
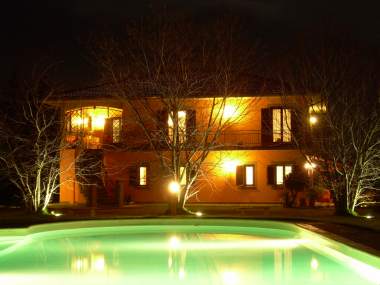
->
[168, 181, 180, 194]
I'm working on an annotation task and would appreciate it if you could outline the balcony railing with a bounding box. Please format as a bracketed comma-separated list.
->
[65, 129, 300, 150]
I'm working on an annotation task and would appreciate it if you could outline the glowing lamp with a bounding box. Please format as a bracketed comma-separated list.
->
[92, 115, 106, 130]
[168, 181, 181, 194]
[309, 115, 318, 125]
[223, 160, 239, 173]
[223, 105, 237, 120]
[51, 211, 63, 217]
[304, 162, 317, 170]
[195, 211, 203, 217]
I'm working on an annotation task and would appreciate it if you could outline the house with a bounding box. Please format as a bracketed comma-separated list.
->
[49, 84, 330, 208]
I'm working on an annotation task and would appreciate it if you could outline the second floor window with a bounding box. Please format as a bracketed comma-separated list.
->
[168, 111, 187, 142]
[65, 106, 122, 147]
[272, 108, 291, 143]
[160, 109, 195, 144]
[261, 107, 294, 145]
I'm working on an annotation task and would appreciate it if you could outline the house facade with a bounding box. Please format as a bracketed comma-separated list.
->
[52, 88, 329, 207]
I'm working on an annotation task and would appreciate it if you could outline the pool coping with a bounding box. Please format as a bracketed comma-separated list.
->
[297, 223, 380, 258]
[1, 218, 379, 266]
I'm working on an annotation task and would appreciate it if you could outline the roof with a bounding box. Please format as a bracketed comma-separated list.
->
[49, 75, 293, 103]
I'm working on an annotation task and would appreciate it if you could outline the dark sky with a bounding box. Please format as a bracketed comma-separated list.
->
[1, 0, 380, 88]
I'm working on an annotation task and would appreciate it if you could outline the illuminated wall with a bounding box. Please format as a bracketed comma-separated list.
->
[59, 95, 312, 205]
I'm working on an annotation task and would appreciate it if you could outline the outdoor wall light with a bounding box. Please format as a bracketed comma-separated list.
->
[223, 105, 238, 120]
[168, 181, 181, 194]
[309, 115, 318, 125]
[222, 159, 240, 173]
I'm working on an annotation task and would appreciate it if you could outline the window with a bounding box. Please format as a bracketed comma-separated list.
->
[129, 165, 149, 187]
[168, 111, 187, 142]
[236, 165, 255, 187]
[272, 108, 291, 143]
[267, 165, 293, 186]
[65, 106, 123, 148]
[66, 106, 122, 133]
[180, 166, 187, 185]
[112, 118, 121, 143]
[139, 166, 147, 186]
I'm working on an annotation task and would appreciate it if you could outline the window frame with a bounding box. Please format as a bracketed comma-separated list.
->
[168, 110, 187, 143]
[236, 164, 256, 188]
[268, 164, 293, 187]
[272, 107, 292, 143]
[129, 164, 149, 189]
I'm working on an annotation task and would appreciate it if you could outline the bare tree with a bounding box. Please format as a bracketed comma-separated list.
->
[94, 17, 258, 213]
[0, 75, 63, 212]
[279, 39, 380, 216]
[0, 73, 99, 213]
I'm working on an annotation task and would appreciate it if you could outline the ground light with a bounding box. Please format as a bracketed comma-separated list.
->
[168, 181, 180, 194]
[51, 211, 63, 217]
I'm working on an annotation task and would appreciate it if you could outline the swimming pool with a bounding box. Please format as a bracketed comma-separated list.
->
[0, 219, 379, 285]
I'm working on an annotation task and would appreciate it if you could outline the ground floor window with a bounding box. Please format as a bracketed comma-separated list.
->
[139, 166, 147, 186]
[236, 165, 255, 187]
[129, 165, 149, 187]
[268, 165, 293, 186]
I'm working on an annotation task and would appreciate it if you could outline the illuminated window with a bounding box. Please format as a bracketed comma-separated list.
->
[180, 166, 187, 185]
[139, 166, 147, 186]
[112, 118, 121, 143]
[236, 165, 255, 187]
[245, 166, 254, 186]
[66, 106, 122, 133]
[308, 102, 327, 114]
[168, 111, 187, 142]
[275, 165, 292, 185]
[272, 108, 291, 143]
[65, 106, 122, 147]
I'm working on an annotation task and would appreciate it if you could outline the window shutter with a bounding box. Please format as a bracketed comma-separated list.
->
[291, 109, 303, 145]
[190, 168, 197, 181]
[103, 118, 113, 144]
[261, 108, 273, 145]
[128, 166, 138, 186]
[145, 165, 150, 186]
[157, 109, 168, 131]
[156, 109, 168, 147]
[186, 109, 196, 144]
[236, 165, 244, 186]
[267, 165, 275, 185]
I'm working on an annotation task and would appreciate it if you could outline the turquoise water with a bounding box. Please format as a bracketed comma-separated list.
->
[0, 219, 379, 285]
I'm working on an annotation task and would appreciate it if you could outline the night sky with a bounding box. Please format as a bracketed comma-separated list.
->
[1, 0, 380, 88]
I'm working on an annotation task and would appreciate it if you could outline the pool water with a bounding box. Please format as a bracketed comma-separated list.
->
[0, 219, 379, 285]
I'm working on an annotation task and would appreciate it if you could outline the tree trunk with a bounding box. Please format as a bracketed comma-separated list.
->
[333, 190, 350, 216]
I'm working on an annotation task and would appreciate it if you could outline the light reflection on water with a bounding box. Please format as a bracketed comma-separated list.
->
[0, 226, 378, 285]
